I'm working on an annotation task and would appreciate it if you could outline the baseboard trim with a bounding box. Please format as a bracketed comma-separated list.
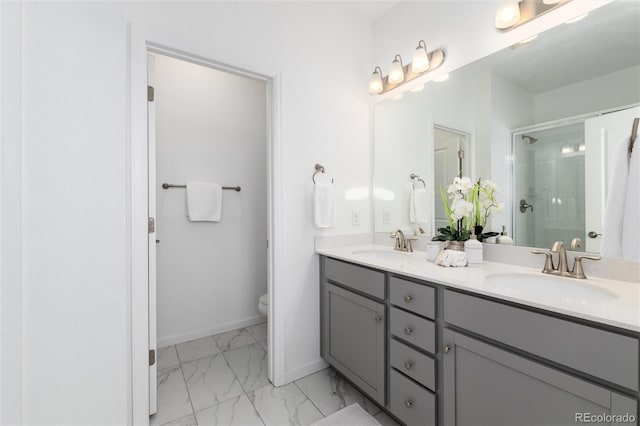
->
[157, 315, 267, 348]
[283, 357, 329, 384]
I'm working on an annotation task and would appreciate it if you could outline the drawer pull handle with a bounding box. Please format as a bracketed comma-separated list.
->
[404, 295, 413, 303]
[444, 344, 451, 353]
[404, 361, 414, 370]
[404, 327, 413, 335]
[405, 399, 414, 409]
[374, 315, 383, 323]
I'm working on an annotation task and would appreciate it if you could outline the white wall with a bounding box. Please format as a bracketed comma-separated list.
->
[22, 2, 129, 424]
[534, 65, 640, 123]
[19, 1, 373, 422]
[1, 1, 22, 424]
[154, 54, 267, 346]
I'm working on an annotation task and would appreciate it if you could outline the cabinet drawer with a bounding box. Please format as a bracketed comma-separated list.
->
[324, 258, 385, 299]
[390, 276, 435, 319]
[444, 289, 639, 391]
[390, 307, 435, 354]
[390, 339, 435, 391]
[389, 369, 436, 426]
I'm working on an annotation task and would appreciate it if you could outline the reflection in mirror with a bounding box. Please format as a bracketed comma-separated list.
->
[373, 0, 640, 258]
[434, 126, 469, 231]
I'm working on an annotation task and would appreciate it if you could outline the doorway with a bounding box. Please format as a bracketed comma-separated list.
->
[148, 52, 270, 420]
[130, 37, 281, 424]
[433, 126, 470, 232]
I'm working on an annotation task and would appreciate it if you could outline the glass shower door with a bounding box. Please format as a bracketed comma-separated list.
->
[513, 123, 586, 250]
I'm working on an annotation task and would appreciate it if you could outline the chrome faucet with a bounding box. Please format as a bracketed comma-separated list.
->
[532, 240, 601, 279]
[390, 229, 406, 251]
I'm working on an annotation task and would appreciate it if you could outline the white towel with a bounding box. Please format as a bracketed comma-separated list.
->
[186, 181, 222, 222]
[409, 187, 429, 223]
[621, 143, 639, 261]
[602, 137, 630, 258]
[314, 182, 335, 228]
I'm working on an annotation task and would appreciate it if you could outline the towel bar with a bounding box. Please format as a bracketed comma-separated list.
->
[162, 183, 241, 192]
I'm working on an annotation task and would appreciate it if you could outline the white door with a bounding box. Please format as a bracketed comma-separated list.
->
[584, 106, 640, 253]
[433, 127, 468, 231]
[147, 54, 158, 415]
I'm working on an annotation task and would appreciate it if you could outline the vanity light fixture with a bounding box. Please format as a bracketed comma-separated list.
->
[412, 40, 430, 73]
[495, 0, 572, 31]
[368, 41, 446, 95]
[369, 66, 384, 94]
[388, 55, 405, 84]
[578, 142, 586, 152]
[561, 143, 575, 154]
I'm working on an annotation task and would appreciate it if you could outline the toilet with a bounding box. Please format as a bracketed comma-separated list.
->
[258, 293, 268, 316]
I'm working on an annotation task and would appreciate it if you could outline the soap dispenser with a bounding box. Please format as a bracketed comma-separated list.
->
[496, 225, 513, 245]
[464, 232, 483, 265]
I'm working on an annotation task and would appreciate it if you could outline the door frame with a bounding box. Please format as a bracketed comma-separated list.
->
[128, 26, 284, 424]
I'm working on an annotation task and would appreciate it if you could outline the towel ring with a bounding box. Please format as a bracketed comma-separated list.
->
[410, 173, 426, 189]
[313, 163, 333, 184]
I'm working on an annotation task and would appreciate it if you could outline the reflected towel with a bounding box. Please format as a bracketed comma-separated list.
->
[186, 181, 222, 222]
[602, 137, 629, 258]
[409, 187, 429, 223]
[314, 182, 335, 228]
[621, 142, 639, 261]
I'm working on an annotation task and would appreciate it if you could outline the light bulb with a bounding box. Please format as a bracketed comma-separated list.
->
[388, 55, 404, 84]
[368, 67, 383, 94]
[495, 1, 521, 29]
[412, 40, 430, 73]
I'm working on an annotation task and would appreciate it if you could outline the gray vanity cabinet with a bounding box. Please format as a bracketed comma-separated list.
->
[442, 329, 637, 426]
[321, 281, 386, 405]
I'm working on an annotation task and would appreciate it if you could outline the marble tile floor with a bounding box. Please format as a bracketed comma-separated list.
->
[152, 323, 400, 426]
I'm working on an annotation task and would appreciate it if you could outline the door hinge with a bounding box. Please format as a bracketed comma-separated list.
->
[147, 85, 155, 102]
[149, 349, 156, 366]
[148, 217, 155, 234]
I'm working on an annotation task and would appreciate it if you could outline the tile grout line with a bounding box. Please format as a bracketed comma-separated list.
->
[176, 344, 199, 425]
[293, 380, 328, 419]
[219, 337, 267, 426]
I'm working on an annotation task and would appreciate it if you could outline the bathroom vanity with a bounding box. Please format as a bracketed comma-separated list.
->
[318, 246, 639, 426]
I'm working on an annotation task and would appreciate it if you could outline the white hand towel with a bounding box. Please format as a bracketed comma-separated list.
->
[602, 137, 629, 258]
[314, 182, 335, 228]
[409, 187, 429, 224]
[622, 144, 639, 261]
[186, 181, 222, 222]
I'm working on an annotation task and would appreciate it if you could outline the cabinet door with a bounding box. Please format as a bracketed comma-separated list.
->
[322, 283, 385, 405]
[443, 329, 637, 426]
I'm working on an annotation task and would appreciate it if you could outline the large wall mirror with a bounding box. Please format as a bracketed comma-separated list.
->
[373, 0, 640, 257]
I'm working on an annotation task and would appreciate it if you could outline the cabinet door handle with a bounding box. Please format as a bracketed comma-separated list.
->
[404, 327, 413, 335]
[404, 295, 413, 303]
[404, 361, 414, 370]
[374, 315, 383, 323]
[405, 399, 414, 408]
[443, 344, 451, 353]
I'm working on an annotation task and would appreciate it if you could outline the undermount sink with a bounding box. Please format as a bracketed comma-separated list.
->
[351, 249, 409, 261]
[485, 273, 618, 302]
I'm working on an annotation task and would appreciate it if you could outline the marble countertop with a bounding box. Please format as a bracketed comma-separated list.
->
[316, 244, 640, 333]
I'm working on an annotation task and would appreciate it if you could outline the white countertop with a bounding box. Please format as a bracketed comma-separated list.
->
[316, 244, 640, 333]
